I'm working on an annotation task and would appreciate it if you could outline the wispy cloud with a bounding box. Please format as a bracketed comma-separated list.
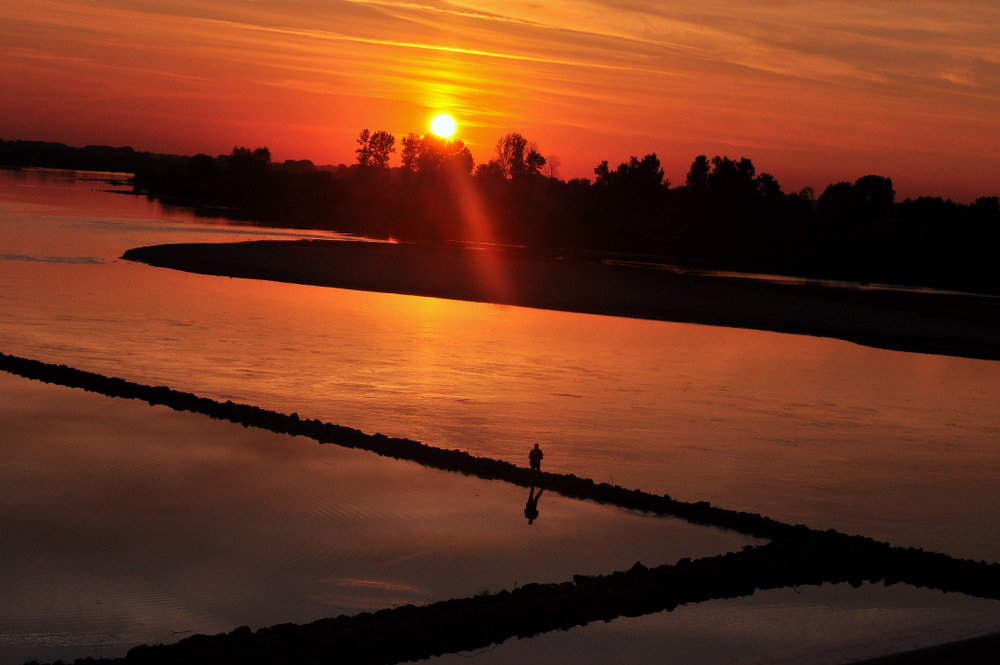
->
[344, 0, 540, 27]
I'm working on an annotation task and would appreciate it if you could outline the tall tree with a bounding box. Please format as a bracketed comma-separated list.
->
[619, 153, 666, 189]
[755, 172, 783, 201]
[398, 133, 473, 176]
[818, 176, 894, 222]
[525, 149, 547, 177]
[355, 129, 396, 169]
[493, 132, 527, 179]
[594, 160, 613, 186]
[487, 132, 545, 179]
[228, 146, 270, 173]
[355, 129, 372, 167]
[686, 155, 710, 191]
[818, 181, 855, 218]
[595, 154, 667, 190]
[400, 133, 421, 172]
[852, 174, 895, 221]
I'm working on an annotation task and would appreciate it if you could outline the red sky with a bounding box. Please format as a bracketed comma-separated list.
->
[2, 0, 998, 201]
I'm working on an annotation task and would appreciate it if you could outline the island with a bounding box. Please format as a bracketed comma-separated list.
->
[123, 239, 1000, 361]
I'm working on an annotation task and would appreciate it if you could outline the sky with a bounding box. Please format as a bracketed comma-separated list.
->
[2, 0, 998, 201]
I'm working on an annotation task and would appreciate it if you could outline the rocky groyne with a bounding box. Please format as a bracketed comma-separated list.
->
[0, 352, 793, 540]
[24, 536, 1000, 665]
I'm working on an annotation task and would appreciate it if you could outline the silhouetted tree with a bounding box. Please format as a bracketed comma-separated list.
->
[184, 153, 219, 199]
[853, 174, 895, 221]
[707, 156, 757, 199]
[355, 129, 372, 166]
[398, 133, 473, 176]
[542, 154, 561, 179]
[619, 153, 667, 190]
[488, 132, 545, 179]
[686, 155, 710, 191]
[355, 129, 396, 169]
[280, 159, 316, 173]
[593, 153, 667, 195]
[818, 181, 854, 218]
[474, 160, 505, 180]
[583, 153, 670, 252]
[681, 155, 768, 221]
[188, 153, 217, 178]
[973, 196, 999, 215]
[228, 146, 270, 172]
[593, 160, 613, 186]
[755, 172, 782, 201]
[525, 149, 546, 176]
[897, 196, 959, 229]
[492, 132, 527, 179]
[230, 146, 252, 162]
[818, 175, 894, 223]
[400, 133, 420, 172]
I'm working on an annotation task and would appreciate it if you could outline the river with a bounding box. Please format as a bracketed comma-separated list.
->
[1, 167, 999, 663]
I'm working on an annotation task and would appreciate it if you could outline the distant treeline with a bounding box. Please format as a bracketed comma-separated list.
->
[0, 138, 154, 174]
[4, 135, 999, 294]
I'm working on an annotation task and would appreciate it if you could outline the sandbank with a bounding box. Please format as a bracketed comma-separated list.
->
[122, 239, 1000, 361]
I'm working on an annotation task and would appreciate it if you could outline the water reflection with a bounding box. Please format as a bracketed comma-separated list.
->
[430, 584, 1000, 665]
[524, 486, 543, 525]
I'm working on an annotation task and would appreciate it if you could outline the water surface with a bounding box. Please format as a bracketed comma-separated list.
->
[2, 168, 1000, 662]
[1, 371, 757, 663]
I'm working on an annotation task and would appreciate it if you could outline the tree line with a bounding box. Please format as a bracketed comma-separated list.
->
[2, 134, 998, 294]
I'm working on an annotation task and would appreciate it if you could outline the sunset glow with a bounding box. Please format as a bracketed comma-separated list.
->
[1, 0, 998, 199]
[430, 113, 457, 139]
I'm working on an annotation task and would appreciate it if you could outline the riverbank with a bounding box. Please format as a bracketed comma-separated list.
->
[123, 239, 1000, 361]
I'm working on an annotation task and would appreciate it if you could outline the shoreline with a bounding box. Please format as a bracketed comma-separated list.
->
[122, 239, 1000, 361]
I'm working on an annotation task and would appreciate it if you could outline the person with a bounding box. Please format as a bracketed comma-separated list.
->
[528, 443, 543, 473]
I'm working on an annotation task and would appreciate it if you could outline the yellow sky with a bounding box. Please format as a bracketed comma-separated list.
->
[2, 0, 998, 199]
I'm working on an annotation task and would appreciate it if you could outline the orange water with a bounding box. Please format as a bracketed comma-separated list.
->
[3, 169, 999, 557]
[3, 169, 1000, 663]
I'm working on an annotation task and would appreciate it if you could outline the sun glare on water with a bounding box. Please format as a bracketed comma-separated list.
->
[430, 113, 457, 138]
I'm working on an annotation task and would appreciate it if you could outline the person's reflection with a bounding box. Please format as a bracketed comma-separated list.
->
[524, 486, 543, 525]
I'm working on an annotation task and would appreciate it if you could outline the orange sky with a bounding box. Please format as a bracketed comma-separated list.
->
[2, 0, 998, 201]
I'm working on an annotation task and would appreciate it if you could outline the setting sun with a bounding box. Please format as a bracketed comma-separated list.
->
[430, 113, 457, 139]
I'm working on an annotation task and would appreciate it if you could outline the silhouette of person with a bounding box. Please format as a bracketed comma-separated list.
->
[529, 443, 543, 473]
[524, 486, 543, 525]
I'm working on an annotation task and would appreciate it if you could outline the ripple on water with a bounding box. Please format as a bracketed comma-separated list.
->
[0, 252, 108, 264]
[306, 577, 435, 611]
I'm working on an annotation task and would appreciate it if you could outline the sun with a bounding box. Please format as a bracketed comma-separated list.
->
[430, 113, 457, 138]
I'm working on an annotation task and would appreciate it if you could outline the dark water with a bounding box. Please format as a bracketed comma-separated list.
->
[2, 168, 999, 663]
[1, 372, 762, 663]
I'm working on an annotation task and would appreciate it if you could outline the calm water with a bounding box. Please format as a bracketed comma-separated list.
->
[2, 168, 1000, 662]
[1, 372, 761, 663]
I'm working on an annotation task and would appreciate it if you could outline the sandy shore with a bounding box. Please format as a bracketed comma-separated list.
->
[122, 239, 1000, 361]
